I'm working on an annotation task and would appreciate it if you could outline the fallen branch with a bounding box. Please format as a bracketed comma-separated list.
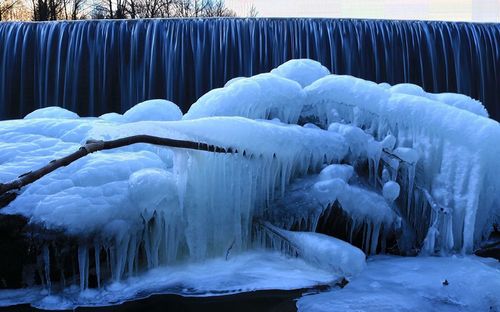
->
[0, 135, 236, 206]
[254, 219, 301, 257]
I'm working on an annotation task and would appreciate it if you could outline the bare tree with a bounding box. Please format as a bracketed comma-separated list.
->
[1, 0, 32, 20]
[70, 0, 86, 18]
[126, 0, 174, 18]
[0, 0, 18, 20]
[60, 0, 86, 19]
[204, 0, 235, 17]
[26, 0, 237, 20]
[30, 0, 88, 20]
[32, 0, 62, 20]
[174, 0, 191, 17]
[89, 0, 126, 19]
[247, 3, 257, 17]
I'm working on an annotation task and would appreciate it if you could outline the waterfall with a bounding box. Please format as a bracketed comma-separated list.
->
[0, 18, 499, 120]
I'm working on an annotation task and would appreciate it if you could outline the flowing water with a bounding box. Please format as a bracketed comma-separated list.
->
[0, 18, 499, 120]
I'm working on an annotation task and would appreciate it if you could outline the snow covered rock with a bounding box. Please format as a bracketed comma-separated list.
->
[271, 59, 330, 87]
[318, 164, 354, 183]
[123, 99, 182, 122]
[184, 73, 305, 123]
[24, 106, 79, 119]
[99, 112, 124, 122]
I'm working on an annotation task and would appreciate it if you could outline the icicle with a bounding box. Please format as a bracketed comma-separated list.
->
[349, 219, 356, 243]
[42, 245, 51, 293]
[364, 223, 372, 254]
[78, 245, 89, 291]
[173, 150, 189, 213]
[370, 222, 381, 255]
[94, 243, 101, 289]
[127, 233, 138, 276]
[406, 163, 416, 214]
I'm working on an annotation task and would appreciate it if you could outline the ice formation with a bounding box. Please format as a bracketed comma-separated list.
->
[184, 73, 305, 123]
[24, 106, 80, 120]
[98, 99, 183, 123]
[265, 169, 399, 255]
[2, 114, 348, 287]
[257, 222, 366, 277]
[270, 59, 330, 88]
[0, 251, 339, 310]
[122, 99, 183, 122]
[389, 83, 489, 117]
[0, 59, 498, 307]
[304, 74, 500, 253]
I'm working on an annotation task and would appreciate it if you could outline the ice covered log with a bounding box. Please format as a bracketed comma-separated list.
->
[257, 221, 366, 277]
[305, 74, 500, 253]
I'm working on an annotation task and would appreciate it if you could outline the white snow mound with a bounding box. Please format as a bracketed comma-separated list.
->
[123, 99, 183, 122]
[24, 106, 79, 119]
[271, 59, 330, 87]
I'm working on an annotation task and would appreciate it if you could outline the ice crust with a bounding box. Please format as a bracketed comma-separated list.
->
[0, 59, 498, 305]
[297, 255, 500, 312]
[0, 251, 339, 310]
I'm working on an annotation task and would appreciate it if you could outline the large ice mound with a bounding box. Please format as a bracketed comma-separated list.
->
[0, 59, 498, 306]
[304, 74, 500, 253]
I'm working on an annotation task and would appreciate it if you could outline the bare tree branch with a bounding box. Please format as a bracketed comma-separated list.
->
[0, 135, 235, 199]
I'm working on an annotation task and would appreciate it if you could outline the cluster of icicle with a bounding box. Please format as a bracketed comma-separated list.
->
[3, 59, 499, 292]
[303, 74, 499, 254]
